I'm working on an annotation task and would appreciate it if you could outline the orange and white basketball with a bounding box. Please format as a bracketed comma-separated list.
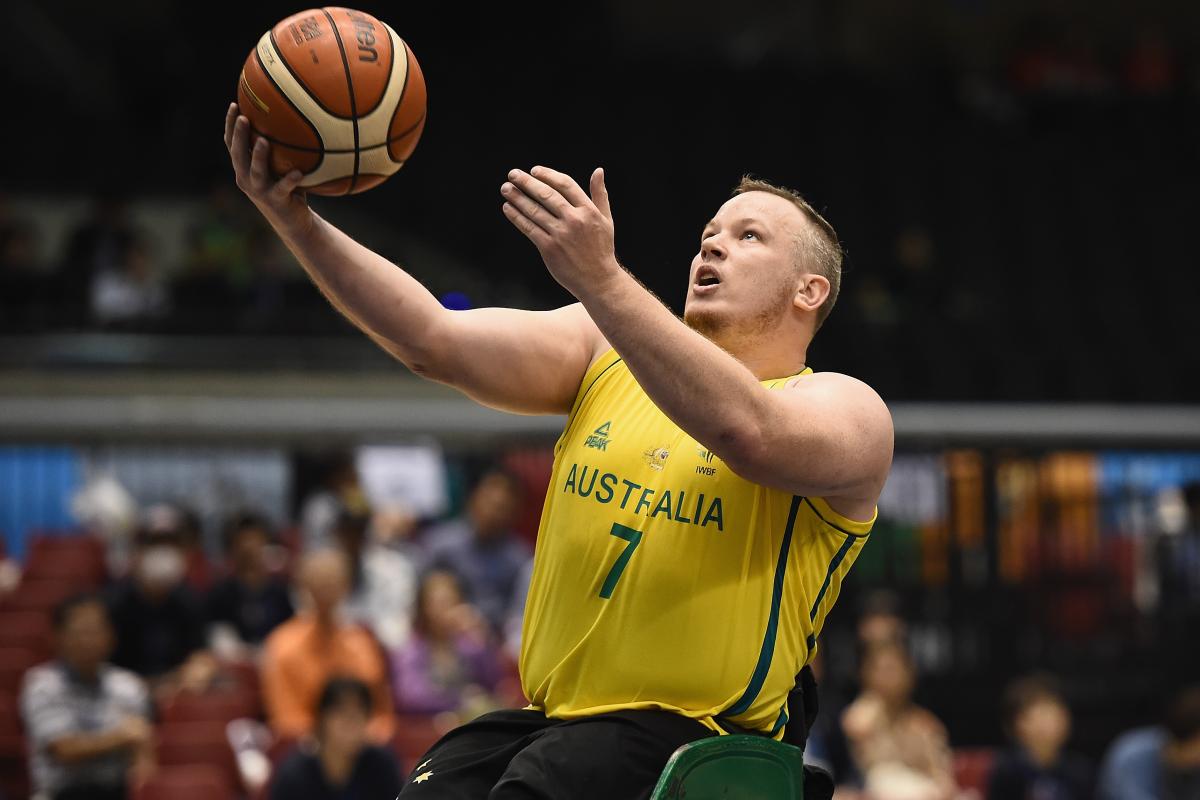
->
[236, 7, 427, 196]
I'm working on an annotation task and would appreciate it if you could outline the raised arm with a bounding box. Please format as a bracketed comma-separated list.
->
[224, 104, 604, 414]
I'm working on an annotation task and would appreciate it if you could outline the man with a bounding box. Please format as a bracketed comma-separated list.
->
[1098, 685, 1200, 800]
[105, 518, 213, 689]
[225, 102, 892, 799]
[20, 594, 154, 800]
[206, 510, 294, 657]
[334, 510, 418, 650]
[260, 549, 395, 743]
[988, 674, 1093, 800]
[423, 468, 532, 634]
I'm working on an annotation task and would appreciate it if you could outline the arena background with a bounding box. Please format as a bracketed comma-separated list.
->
[2, 0, 1200, 797]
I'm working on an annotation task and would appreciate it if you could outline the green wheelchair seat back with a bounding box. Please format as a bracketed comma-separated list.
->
[649, 734, 805, 800]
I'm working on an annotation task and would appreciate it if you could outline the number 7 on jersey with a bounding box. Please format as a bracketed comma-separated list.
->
[599, 523, 643, 599]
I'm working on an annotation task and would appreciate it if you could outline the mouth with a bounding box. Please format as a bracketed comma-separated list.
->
[693, 265, 721, 292]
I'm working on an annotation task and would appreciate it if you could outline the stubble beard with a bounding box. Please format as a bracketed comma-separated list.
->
[684, 291, 792, 353]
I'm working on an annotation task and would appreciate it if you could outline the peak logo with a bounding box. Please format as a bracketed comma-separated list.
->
[585, 421, 612, 451]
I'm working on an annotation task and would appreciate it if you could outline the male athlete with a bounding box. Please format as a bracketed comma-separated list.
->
[224, 103, 893, 799]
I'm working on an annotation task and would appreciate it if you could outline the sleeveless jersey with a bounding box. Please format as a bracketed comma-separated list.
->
[519, 349, 875, 738]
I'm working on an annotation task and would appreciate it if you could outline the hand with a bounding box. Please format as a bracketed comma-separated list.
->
[223, 103, 312, 238]
[115, 716, 153, 749]
[500, 166, 619, 298]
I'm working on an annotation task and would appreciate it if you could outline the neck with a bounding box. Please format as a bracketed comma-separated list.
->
[1025, 742, 1060, 768]
[703, 321, 809, 381]
[67, 661, 101, 682]
[319, 743, 355, 785]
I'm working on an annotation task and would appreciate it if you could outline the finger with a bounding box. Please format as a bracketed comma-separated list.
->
[502, 201, 552, 248]
[507, 169, 570, 217]
[500, 181, 555, 231]
[530, 165, 590, 207]
[271, 170, 305, 202]
[229, 116, 252, 177]
[249, 135, 271, 191]
[590, 168, 611, 220]
[224, 103, 238, 150]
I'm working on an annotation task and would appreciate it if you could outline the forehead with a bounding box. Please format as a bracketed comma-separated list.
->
[708, 190, 808, 233]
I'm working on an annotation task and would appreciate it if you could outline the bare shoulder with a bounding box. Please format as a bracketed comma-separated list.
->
[559, 302, 611, 366]
[787, 371, 894, 441]
[784, 371, 894, 514]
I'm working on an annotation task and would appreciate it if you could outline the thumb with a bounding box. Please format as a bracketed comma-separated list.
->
[590, 167, 611, 220]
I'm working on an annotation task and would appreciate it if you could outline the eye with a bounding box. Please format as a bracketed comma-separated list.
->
[742, 230, 760, 241]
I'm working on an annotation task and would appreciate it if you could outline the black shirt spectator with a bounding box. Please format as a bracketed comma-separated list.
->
[989, 674, 1094, 800]
[106, 525, 206, 678]
[269, 678, 402, 800]
[206, 512, 294, 652]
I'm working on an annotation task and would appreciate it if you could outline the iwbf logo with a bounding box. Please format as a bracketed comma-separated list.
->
[696, 446, 717, 476]
[585, 421, 612, 451]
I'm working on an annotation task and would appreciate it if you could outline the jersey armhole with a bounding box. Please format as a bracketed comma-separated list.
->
[805, 496, 876, 537]
[554, 348, 622, 455]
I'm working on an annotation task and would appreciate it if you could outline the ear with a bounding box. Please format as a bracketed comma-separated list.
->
[793, 273, 831, 315]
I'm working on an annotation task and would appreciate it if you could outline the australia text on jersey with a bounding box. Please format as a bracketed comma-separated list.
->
[561, 462, 724, 531]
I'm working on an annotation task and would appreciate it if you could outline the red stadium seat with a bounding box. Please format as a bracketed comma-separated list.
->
[130, 765, 233, 800]
[156, 721, 241, 794]
[1, 580, 74, 615]
[159, 686, 259, 726]
[391, 714, 443, 773]
[0, 613, 53, 663]
[23, 546, 106, 587]
[0, 692, 29, 800]
[0, 647, 40, 695]
[953, 747, 996, 795]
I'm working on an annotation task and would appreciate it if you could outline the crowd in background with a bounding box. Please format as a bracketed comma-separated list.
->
[5, 456, 1199, 799]
[7, 457, 532, 799]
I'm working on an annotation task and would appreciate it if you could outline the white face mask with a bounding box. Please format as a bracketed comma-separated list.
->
[137, 546, 186, 587]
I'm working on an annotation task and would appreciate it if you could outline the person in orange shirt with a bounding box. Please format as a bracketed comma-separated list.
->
[261, 549, 395, 743]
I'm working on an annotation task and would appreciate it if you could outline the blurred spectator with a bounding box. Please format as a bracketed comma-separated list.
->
[89, 234, 169, 327]
[840, 641, 957, 800]
[206, 511, 294, 659]
[269, 678, 402, 800]
[105, 516, 213, 689]
[261, 549, 394, 743]
[987, 673, 1093, 800]
[501, 558, 534, 662]
[1098, 685, 1200, 800]
[20, 594, 153, 800]
[390, 570, 501, 719]
[176, 505, 213, 593]
[423, 468, 531, 633]
[335, 511, 417, 650]
[180, 183, 254, 289]
[856, 590, 908, 652]
[60, 194, 136, 312]
[301, 453, 370, 549]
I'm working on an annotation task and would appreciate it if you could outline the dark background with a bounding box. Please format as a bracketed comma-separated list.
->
[4, 0, 1200, 401]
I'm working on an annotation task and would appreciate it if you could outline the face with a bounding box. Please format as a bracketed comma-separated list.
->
[319, 699, 369, 754]
[301, 552, 351, 615]
[468, 474, 520, 539]
[862, 647, 915, 705]
[420, 572, 465, 637]
[58, 602, 115, 672]
[1014, 698, 1071, 754]
[232, 527, 267, 570]
[684, 191, 810, 345]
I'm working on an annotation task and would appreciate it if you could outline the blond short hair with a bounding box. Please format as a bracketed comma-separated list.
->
[732, 176, 843, 330]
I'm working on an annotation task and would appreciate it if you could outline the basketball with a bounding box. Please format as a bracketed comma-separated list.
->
[236, 7, 426, 196]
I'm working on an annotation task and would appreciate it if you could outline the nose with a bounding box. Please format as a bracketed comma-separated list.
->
[701, 235, 726, 261]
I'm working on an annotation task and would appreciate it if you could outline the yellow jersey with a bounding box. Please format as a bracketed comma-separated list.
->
[519, 349, 875, 738]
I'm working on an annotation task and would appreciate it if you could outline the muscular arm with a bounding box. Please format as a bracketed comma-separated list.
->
[224, 105, 603, 414]
[281, 212, 603, 413]
[499, 166, 893, 513]
[582, 268, 892, 512]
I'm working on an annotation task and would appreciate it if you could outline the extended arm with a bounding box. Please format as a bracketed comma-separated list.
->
[224, 105, 603, 414]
